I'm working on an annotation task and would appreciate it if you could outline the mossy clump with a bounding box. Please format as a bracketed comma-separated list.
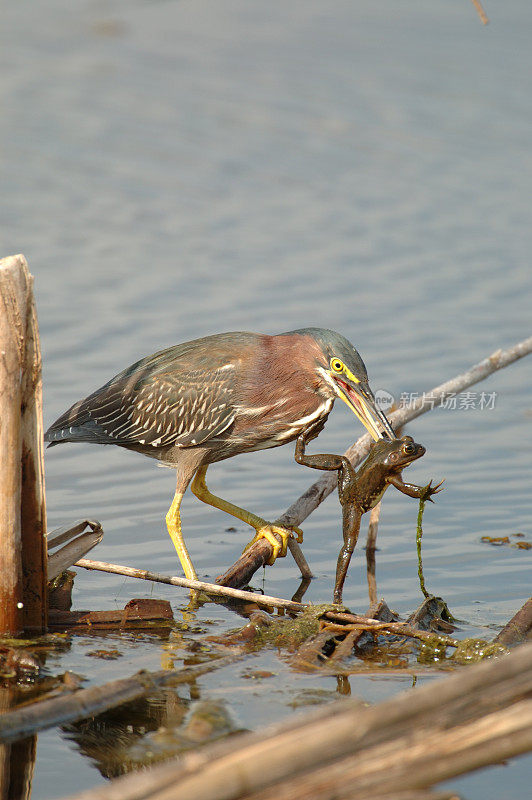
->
[252, 604, 340, 651]
[418, 634, 508, 665]
[417, 635, 453, 664]
[451, 638, 508, 664]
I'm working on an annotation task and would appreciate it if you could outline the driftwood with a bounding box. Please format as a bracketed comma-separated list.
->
[216, 539, 274, 588]
[248, 702, 530, 800]
[0, 657, 234, 745]
[48, 598, 174, 630]
[61, 643, 532, 800]
[355, 794, 458, 800]
[494, 597, 532, 646]
[0, 254, 47, 634]
[47, 519, 104, 581]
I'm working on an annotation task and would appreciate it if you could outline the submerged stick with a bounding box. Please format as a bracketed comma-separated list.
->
[287, 537, 313, 579]
[277, 337, 532, 531]
[216, 531, 312, 589]
[74, 560, 518, 656]
[216, 538, 272, 589]
[0, 658, 234, 745]
[76, 558, 303, 612]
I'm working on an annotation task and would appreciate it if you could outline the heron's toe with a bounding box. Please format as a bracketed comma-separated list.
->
[243, 524, 294, 565]
[290, 525, 304, 544]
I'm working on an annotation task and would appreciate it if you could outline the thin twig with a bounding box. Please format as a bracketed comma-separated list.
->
[322, 611, 460, 649]
[76, 558, 303, 612]
[470, 0, 489, 25]
[287, 537, 313, 579]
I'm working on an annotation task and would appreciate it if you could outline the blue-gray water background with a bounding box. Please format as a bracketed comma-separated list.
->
[1, 1, 531, 797]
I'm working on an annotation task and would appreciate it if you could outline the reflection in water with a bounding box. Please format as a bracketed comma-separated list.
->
[62, 690, 242, 779]
[0, 689, 37, 800]
[291, 577, 312, 605]
[336, 675, 351, 696]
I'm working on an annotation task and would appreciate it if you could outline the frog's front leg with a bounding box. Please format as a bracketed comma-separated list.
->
[387, 474, 444, 502]
[294, 433, 345, 472]
[333, 505, 362, 604]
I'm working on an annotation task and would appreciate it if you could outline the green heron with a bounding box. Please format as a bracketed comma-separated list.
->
[45, 328, 395, 580]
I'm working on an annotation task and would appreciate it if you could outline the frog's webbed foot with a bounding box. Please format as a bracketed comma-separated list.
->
[243, 524, 303, 565]
[420, 479, 445, 502]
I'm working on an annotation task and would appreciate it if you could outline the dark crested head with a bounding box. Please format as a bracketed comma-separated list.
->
[297, 328, 369, 382]
[283, 328, 396, 442]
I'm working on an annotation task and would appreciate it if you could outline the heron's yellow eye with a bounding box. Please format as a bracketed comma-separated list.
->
[330, 358, 344, 373]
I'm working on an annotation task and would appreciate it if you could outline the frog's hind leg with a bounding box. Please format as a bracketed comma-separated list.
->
[334, 507, 362, 604]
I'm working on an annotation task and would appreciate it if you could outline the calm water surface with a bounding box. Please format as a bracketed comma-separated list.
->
[1, 1, 531, 798]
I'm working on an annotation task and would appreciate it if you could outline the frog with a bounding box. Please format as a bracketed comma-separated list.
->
[295, 430, 443, 603]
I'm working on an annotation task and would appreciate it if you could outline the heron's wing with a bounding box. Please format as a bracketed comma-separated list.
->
[52, 365, 236, 449]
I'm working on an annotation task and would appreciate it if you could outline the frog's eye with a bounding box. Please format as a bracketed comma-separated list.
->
[403, 442, 416, 455]
[330, 358, 344, 373]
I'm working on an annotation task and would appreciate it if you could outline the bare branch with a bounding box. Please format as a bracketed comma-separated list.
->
[470, 0, 489, 26]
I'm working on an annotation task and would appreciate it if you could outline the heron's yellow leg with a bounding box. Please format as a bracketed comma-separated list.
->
[166, 490, 197, 580]
[190, 466, 303, 565]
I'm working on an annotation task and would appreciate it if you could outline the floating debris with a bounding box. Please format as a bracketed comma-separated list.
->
[481, 533, 532, 550]
[49, 598, 174, 631]
[47, 519, 104, 581]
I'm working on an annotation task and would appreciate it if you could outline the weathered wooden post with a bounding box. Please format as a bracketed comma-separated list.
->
[0, 255, 47, 634]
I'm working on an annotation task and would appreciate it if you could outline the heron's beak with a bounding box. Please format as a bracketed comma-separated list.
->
[334, 378, 396, 441]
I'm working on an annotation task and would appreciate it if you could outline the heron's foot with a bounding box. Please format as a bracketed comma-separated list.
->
[243, 524, 303, 565]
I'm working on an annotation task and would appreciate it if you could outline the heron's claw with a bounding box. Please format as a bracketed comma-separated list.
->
[243, 524, 302, 565]
[291, 525, 304, 544]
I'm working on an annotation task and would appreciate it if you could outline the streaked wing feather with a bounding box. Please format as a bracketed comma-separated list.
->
[84, 368, 235, 448]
